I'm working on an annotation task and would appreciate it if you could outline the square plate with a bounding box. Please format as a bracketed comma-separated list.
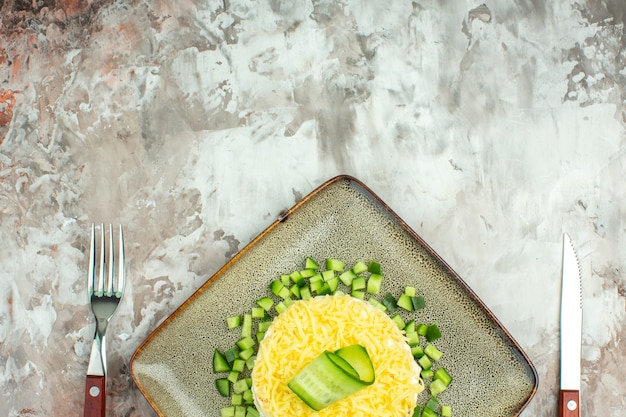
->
[130, 175, 538, 417]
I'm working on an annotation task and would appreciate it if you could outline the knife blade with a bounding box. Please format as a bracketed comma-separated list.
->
[559, 233, 582, 417]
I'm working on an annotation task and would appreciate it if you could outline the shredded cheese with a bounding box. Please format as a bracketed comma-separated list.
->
[251, 295, 424, 417]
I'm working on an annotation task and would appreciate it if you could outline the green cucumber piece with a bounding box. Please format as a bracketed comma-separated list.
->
[391, 314, 405, 330]
[424, 344, 443, 361]
[325, 258, 345, 272]
[351, 276, 366, 291]
[426, 324, 442, 342]
[404, 286, 417, 297]
[368, 298, 387, 312]
[339, 269, 356, 286]
[411, 295, 426, 310]
[256, 297, 274, 312]
[216, 378, 230, 397]
[233, 379, 249, 394]
[289, 271, 304, 286]
[221, 406, 235, 417]
[288, 345, 374, 411]
[430, 378, 449, 396]
[397, 294, 414, 311]
[367, 274, 382, 294]
[351, 261, 368, 274]
[382, 293, 398, 312]
[305, 257, 319, 270]
[367, 261, 382, 274]
[234, 405, 246, 417]
[334, 344, 375, 384]
[213, 349, 231, 372]
[441, 405, 452, 416]
[227, 315, 242, 329]
[241, 314, 252, 338]
[418, 354, 432, 370]
[434, 367, 452, 386]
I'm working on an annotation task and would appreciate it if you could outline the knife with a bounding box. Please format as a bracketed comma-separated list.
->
[559, 233, 582, 417]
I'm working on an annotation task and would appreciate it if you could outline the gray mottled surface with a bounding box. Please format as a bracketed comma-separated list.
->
[1, 0, 625, 416]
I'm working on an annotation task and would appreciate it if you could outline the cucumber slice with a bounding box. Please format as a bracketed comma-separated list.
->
[334, 344, 375, 384]
[216, 378, 230, 397]
[367, 273, 382, 293]
[367, 261, 381, 274]
[325, 258, 345, 272]
[304, 257, 319, 270]
[213, 349, 231, 372]
[351, 261, 368, 274]
[288, 345, 374, 411]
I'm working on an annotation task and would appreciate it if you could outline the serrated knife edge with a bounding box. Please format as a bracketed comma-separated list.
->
[559, 232, 582, 417]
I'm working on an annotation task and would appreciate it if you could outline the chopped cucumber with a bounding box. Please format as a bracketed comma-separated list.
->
[352, 261, 368, 274]
[241, 314, 252, 338]
[213, 349, 231, 372]
[366, 274, 382, 294]
[216, 378, 230, 397]
[391, 314, 406, 330]
[426, 324, 442, 342]
[221, 406, 235, 417]
[224, 347, 239, 363]
[251, 307, 265, 319]
[424, 344, 443, 361]
[441, 405, 452, 416]
[233, 379, 249, 394]
[289, 271, 304, 286]
[434, 367, 452, 386]
[404, 286, 417, 297]
[405, 331, 419, 346]
[232, 359, 245, 373]
[368, 298, 387, 312]
[236, 337, 255, 351]
[321, 270, 335, 282]
[367, 261, 382, 275]
[411, 295, 426, 310]
[227, 315, 242, 329]
[339, 269, 356, 286]
[227, 371, 239, 383]
[382, 293, 398, 312]
[397, 294, 414, 311]
[234, 405, 246, 417]
[351, 289, 365, 299]
[325, 258, 345, 272]
[246, 406, 260, 417]
[351, 276, 366, 291]
[418, 354, 432, 370]
[305, 257, 319, 270]
[429, 378, 449, 396]
[256, 297, 274, 312]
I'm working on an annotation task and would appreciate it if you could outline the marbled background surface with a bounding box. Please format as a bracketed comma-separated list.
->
[1, 0, 625, 416]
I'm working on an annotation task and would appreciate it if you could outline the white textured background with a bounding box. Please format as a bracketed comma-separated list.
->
[1, 0, 624, 416]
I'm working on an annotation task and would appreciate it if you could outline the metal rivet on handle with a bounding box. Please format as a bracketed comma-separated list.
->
[567, 400, 577, 411]
[89, 386, 100, 397]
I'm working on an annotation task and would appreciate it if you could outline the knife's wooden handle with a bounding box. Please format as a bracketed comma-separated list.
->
[559, 390, 580, 417]
[84, 375, 106, 417]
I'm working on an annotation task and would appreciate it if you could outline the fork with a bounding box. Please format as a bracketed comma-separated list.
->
[84, 224, 125, 417]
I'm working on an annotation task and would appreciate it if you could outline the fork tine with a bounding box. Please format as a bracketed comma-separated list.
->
[106, 224, 114, 297]
[117, 225, 125, 297]
[88, 224, 95, 297]
[97, 223, 105, 296]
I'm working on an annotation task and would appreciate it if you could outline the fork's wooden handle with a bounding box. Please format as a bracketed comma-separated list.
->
[559, 390, 581, 417]
[84, 375, 106, 417]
